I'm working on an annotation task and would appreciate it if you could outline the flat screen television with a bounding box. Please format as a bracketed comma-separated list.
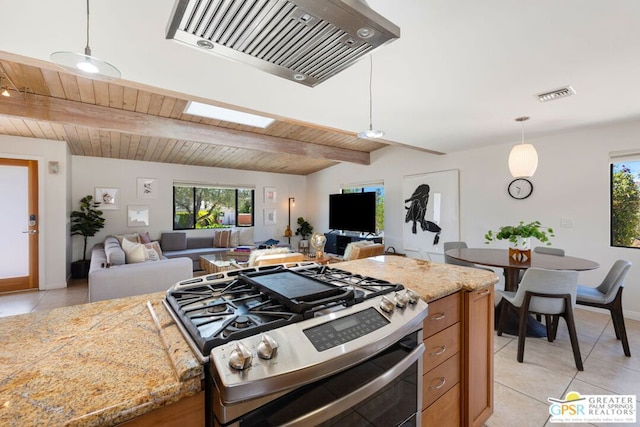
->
[329, 192, 377, 234]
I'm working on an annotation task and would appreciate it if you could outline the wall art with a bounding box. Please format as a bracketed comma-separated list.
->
[137, 178, 158, 199]
[127, 205, 150, 227]
[95, 187, 119, 210]
[264, 186, 277, 204]
[263, 208, 277, 225]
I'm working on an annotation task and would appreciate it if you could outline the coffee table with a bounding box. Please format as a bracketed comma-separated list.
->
[199, 253, 248, 274]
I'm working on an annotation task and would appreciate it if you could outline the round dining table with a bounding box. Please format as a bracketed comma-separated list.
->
[444, 248, 600, 292]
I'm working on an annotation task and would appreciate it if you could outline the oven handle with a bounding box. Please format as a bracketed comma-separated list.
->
[280, 342, 425, 427]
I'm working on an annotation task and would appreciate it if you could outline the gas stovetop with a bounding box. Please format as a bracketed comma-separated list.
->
[164, 264, 405, 357]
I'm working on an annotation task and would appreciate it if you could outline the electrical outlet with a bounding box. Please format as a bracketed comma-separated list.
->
[561, 218, 574, 228]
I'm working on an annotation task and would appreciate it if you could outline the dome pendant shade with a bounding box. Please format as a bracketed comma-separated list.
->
[508, 143, 538, 178]
[357, 127, 385, 139]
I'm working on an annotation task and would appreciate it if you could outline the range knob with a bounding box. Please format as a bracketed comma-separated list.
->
[404, 289, 420, 304]
[228, 342, 253, 370]
[380, 295, 395, 313]
[257, 334, 279, 360]
[394, 292, 409, 308]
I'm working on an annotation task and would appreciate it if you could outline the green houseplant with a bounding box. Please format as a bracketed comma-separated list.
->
[484, 220, 554, 248]
[295, 217, 313, 240]
[70, 195, 106, 278]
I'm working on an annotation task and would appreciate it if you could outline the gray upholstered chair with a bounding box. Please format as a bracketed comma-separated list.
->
[533, 246, 565, 256]
[497, 268, 583, 370]
[576, 260, 632, 357]
[443, 241, 493, 272]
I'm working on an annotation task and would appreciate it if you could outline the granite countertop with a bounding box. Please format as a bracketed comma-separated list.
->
[0, 256, 496, 426]
[0, 294, 202, 427]
[336, 255, 499, 301]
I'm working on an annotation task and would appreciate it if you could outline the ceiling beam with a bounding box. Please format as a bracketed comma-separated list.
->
[0, 94, 370, 165]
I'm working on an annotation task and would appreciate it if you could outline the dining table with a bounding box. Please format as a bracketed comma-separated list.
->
[444, 247, 600, 337]
[444, 247, 600, 292]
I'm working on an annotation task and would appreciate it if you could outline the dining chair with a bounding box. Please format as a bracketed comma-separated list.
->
[443, 241, 494, 272]
[533, 246, 565, 256]
[497, 268, 583, 370]
[576, 259, 632, 357]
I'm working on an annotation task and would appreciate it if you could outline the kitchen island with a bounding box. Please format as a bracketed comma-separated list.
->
[0, 255, 497, 426]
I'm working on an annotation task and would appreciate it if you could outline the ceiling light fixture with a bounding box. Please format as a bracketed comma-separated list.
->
[358, 55, 385, 139]
[184, 101, 275, 128]
[508, 116, 538, 178]
[50, 0, 121, 81]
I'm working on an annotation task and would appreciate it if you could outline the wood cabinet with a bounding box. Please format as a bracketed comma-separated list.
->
[463, 286, 494, 427]
[421, 286, 494, 427]
[117, 392, 204, 426]
[421, 292, 462, 424]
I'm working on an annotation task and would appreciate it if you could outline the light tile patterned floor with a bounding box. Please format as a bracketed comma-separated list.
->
[0, 281, 637, 426]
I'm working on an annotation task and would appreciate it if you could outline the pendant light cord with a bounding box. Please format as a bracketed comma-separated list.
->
[368, 55, 374, 130]
[84, 0, 92, 56]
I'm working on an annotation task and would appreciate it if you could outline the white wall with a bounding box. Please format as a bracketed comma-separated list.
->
[0, 134, 68, 290]
[307, 118, 640, 319]
[70, 156, 307, 261]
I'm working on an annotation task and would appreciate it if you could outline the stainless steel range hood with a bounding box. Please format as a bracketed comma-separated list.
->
[166, 0, 400, 87]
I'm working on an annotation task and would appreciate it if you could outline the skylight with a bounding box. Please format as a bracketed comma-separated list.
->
[184, 101, 275, 128]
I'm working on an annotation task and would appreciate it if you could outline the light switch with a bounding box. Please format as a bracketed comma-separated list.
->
[561, 218, 574, 228]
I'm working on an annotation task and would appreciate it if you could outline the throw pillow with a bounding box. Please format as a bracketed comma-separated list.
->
[122, 238, 146, 264]
[214, 230, 231, 248]
[143, 241, 163, 259]
[114, 232, 139, 246]
[160, 232, 187, 251]
[139, 231, 152, 244]
[229, 229, 240, 247]
[238, 227, 254, 246]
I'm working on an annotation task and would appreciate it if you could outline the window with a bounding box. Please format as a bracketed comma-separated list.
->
[341, 183, 384, 233]
[610, 159, 640, 248]
[173, 184, 254, 230]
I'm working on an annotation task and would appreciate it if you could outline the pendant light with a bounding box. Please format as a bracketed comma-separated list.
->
[508, 116, 538, 178]
[357, 55, 385, 139]
[50, 0, 121, 81]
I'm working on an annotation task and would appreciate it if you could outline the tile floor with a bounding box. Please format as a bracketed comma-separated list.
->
[0, 282, 637, 426]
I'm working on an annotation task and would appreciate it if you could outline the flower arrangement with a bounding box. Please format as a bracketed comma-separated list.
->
[484, 220, 554, 247]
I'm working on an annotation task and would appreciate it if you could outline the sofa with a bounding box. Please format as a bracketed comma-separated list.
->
[160, 228, 288, 271]
[88, 234, 193, 302]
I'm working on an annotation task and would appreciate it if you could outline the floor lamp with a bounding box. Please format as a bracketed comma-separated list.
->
[284, 197, 295, 244]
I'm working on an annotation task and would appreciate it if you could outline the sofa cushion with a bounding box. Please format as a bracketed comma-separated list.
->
[139, 231, 152, 244]
[114, 232, 139, 246]
[214, 230, 231, 248]
[122, 238, 147, 263]
[104, 236, 125, 265]
[230, 229, 240, 247]
[238, 227, 254, 246]
[143, 241, 163, 259]
[161, 232, 187, 251]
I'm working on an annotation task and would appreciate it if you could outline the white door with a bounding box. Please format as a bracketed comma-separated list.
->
[0, 158, 38, 292]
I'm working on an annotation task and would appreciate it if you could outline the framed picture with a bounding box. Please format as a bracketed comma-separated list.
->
[137, 178, 158, 199]
[128, 205, 150, 227]
[95, 187, 119, 210]
[264, 186, 277, 204]
[263, 208, 277, 225]
[402, 169, 460, 255]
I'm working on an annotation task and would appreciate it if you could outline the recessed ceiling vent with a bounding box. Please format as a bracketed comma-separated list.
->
[536, 86, 576, 102]
[166, 0, 400, 87]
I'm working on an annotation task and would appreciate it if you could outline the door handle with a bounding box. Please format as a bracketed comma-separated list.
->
[22, 230, 37, 234]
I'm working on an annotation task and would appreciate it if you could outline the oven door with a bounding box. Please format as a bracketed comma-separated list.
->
[218, 331, 424, 427]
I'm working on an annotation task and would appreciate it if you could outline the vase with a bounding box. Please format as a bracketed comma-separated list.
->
[509, 237, 531, 262]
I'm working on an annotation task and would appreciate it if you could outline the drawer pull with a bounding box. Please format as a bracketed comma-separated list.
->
[478, 289, 491, 296]
[429, 377, 447, 390]
[429, 313, 446, 321]
[429, 345, 446, 356]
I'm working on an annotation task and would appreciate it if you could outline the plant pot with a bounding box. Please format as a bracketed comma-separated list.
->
[509, 237, 531, 263]
[71, 261, 90, 279]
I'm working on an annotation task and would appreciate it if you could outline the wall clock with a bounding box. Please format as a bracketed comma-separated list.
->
[508, 178, 533, 200]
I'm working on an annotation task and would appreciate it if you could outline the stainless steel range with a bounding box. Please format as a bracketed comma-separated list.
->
[164, 263, 428, 426]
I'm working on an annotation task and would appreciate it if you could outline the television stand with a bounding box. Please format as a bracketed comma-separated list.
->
[324, 232, 383, 256]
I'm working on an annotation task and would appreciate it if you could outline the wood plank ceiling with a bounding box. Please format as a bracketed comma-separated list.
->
[0, 53, 390, 175]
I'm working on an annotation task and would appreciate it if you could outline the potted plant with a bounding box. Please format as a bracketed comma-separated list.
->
[295, 217, 313, 253]
[484, 220, 554, 249]
[70, 195, 106, 279]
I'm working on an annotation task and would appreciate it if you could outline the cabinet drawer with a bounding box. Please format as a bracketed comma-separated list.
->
[422, 352, 460, 408]
[423, 292, 461, 337]
[422, 382, 461, 427]
[423, 322, 460, 371]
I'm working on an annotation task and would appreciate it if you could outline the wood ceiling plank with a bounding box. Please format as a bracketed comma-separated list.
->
[93, 80, 110, 107]
[135, 91, 152, 114]
[119, 133, 132, 159]
[59, 74, 82, 102]
[0, 95, 370, 165]
[20, 64, 49, 94]
[128, 134, 141, 160]
[108, 84, 124, 109]
[9, 118, 32, 137]
[158, 97, 177, 118]
[40, 69, 66, 98]
[123, 87, 138, 112]
[147, 94, 165, 116]
[110, 131, 121, 158]
[23, 120, 47, 139]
